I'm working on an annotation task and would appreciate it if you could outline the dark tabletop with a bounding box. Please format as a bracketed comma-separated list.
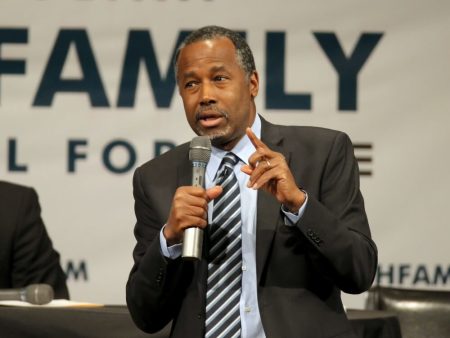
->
[0, 306, 401, 338]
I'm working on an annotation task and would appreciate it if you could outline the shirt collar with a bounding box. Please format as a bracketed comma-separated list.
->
[207, 114, 261, 180]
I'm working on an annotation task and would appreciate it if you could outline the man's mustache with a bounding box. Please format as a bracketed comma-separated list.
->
[195, 105, 229, 121]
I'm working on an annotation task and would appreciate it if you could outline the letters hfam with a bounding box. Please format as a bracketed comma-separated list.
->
[377, 264, 450, 286]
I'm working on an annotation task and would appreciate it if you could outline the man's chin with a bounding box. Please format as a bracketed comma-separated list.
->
[196, 132, 229, 149]
[195, 126, 237, 149]
[210, 133, 242, 150]
[197, 128, 227, 141]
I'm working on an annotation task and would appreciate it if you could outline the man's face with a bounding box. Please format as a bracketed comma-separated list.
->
[177, 37, 259, 150]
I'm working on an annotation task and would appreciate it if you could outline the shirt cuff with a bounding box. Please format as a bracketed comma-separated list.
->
[159, 225, 182, 259]
[281, 190, 308, 226]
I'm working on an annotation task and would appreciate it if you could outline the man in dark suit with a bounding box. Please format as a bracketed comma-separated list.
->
[127, 26, 377, 338]
[0, 181, 69, 299]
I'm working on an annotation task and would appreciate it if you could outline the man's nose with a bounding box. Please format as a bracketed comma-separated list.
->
[199, 83, 217, 106]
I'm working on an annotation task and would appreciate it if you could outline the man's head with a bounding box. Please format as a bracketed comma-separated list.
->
[175, 26, 259, 151]
[175, 26, 256, 80]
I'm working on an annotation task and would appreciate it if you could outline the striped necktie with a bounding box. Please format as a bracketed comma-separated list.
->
[205, 152, 242, 338]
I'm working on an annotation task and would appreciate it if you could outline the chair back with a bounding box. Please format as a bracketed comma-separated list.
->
[366, 286, 450, 338]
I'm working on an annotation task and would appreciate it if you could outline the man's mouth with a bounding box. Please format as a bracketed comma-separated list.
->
[197, 112, 225, 128]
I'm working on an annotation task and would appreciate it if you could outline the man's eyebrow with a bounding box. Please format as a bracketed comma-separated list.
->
[181, 71, 197, 79]
[210, 65, 227, 73]
[180, 65, 229, 80]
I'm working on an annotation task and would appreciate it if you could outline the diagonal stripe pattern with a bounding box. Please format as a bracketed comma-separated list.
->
[205, 152, 242, 338]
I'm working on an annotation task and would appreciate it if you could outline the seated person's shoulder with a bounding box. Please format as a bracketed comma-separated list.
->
[0, 180, 35, 196]
[0, 181, 38, 209]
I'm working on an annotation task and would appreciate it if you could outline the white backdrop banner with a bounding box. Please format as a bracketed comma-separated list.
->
[0, 0, 449, 308]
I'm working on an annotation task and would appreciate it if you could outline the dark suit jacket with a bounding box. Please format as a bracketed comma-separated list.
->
[0, 181, 69, 299]
[127, 117, 377, 338]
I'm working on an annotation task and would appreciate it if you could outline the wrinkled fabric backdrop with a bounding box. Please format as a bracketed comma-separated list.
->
[0, 0, 448, 307]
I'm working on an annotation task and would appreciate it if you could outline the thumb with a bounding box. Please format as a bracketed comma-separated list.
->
[206, 185, 223, 202]
[240, 164, 253, 175]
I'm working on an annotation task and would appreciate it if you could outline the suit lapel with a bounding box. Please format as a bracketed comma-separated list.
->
[177, 150, 191, 187]
[256, 116, 291, 283]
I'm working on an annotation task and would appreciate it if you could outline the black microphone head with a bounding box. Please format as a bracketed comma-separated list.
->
[24, 284, 54, 305]
[189, 136, 211, 164]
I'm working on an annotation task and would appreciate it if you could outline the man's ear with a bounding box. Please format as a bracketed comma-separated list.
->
[249, 71, 259, 98]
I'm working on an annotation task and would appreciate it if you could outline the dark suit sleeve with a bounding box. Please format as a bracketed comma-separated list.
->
[12, 187, 69, 299]
[297, 132, 377, 294]
[126, 166, 187, 333]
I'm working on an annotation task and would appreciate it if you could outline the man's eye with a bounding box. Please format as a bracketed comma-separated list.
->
[184, 81, 196, 88]
[214, 76, 226, 81]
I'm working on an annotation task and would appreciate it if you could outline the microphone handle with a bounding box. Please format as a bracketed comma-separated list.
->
[182, 161, 206, 260]
[182, 227, 204, 260]
[0, 288, 24, 301]
[0, 284, 53, 305]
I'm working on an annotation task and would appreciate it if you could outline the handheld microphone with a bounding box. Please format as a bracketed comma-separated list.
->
[0, 284, 54, 305]
[182, 136, 212, 260]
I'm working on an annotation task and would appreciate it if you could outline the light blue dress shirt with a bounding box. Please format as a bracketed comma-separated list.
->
[160, 115, 307, 337]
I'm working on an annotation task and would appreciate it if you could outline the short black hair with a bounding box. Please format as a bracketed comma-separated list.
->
[174, 25, 256, 80]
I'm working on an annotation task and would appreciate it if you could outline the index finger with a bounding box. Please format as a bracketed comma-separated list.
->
[246, 127, 268, 151]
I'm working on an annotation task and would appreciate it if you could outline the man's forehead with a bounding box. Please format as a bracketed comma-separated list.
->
[184, 36, 235, 51]
[178, 37, 237, 65]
